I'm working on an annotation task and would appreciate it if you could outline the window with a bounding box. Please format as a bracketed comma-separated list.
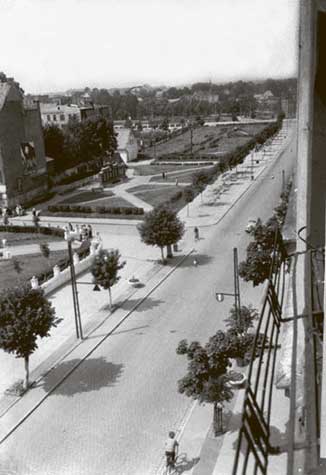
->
[53, 114, 57, 121]
[60, 114, 65, 121]
[47, 114, 51, 121]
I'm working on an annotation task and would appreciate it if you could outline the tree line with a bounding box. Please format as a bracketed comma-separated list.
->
[69, 78, 296, 120]
[43, 117, 117, 174]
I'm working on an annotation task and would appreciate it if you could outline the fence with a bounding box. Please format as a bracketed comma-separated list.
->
[232, 232, 287, 474]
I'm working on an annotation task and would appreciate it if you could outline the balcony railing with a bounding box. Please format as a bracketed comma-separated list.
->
[232, 231, 287, 474]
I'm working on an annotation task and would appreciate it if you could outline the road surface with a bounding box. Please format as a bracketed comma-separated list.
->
[0, 134, 296, 475]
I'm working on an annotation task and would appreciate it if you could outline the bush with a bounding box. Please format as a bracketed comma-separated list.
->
[0, 224, 64, 238]
[47, 204, 144, 216]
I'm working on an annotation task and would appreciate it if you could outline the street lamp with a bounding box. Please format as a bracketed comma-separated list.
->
[215, 248, 241, 324]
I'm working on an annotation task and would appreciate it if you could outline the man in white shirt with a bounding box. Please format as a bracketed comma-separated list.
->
[165, 431, 179, 465]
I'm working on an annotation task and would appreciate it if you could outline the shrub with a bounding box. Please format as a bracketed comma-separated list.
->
[0, 224, 64, 238]
[47, 204, 143, 216]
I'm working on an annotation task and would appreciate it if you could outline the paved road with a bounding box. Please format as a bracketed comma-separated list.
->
[0, 135, 296, 475]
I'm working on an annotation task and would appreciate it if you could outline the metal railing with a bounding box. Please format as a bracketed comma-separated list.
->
[232, 232, 287, 475]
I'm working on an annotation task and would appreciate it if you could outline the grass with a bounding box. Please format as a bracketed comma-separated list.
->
[132, 185, 186, 209]
[149, 168, 214, 184]
[53, 196, 134, 209]
[0, 232, 63, 246]
[130, 164, 205, 176]
[145, 123, 267, 159]
[0, 250, 68, 291]
[58, 190, 114, 205]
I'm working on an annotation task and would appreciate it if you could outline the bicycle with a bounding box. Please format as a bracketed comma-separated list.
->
[165, 449, 178, 474]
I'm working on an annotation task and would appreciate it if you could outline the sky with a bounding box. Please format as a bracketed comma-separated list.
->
[0, 0, 299, 94]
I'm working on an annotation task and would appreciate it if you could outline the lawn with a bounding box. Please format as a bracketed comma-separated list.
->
[51, 196, 134, 209]
[0, 250, 68, 291]
[149, 166, 215, 184]
[130, 164, 204, 176]
[130, 185, 186, 209]
[58, 190, 114, 205]
[0, 231, 63, 246]
[145, 123, 268, 159]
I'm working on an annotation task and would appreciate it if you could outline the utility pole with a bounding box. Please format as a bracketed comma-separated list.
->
[67, 238, 83, 339]
[251, 150, 254, 180]
[233, 247, 241, 325]
[190, 123, 193, 158]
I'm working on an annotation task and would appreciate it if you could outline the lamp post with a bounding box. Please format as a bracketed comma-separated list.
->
[65, 229, 83, 340]
[215, 248, 241, 324]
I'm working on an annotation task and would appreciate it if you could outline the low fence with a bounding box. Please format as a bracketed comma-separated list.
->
[39, 240, 102, 296]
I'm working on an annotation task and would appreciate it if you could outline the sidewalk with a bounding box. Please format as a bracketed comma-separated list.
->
[0, 122, 295, 473]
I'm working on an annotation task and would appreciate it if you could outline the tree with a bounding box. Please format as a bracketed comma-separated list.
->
[0, 286, 61, 389]
[183, 187, 195, 217]
[192, 171, 211, 202]
[176, 332, 234, 435]
[224, 304, 258, 336]
[43, 124, 66, 172]
[239, 215, 286, 286]
[91, 249, 126, 310]
[39, 242, 50, 259]
[137, 205, 185, 263]
[160, 117, 169, 132]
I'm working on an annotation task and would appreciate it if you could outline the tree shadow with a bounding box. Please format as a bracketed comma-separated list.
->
[117, 296, 164, 312]
[174, 254, 214, 268]
[175, 454, 200, 474]
[205, 201, 230, 207]
[41, 357, 123, 396]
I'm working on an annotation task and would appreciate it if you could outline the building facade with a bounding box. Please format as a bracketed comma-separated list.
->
[0, 79, 48, 207]
[40, 103, 110, 129]
[116, 127, 139, 163]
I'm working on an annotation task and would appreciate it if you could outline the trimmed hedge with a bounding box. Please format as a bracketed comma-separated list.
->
[48, 204, 144, 216]
[0, 224, 64, 238]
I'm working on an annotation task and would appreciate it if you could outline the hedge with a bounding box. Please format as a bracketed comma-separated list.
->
[0, 224, 64, 237]
[48, 204, 144, 216]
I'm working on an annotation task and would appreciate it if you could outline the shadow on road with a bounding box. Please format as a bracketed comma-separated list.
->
[175, 454, 200, 473]
[42, 357, 123, 396]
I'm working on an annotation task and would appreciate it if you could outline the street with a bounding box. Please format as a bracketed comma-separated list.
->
[0, 135, 296, 475]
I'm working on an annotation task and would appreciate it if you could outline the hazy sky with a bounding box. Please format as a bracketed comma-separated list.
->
[1, 0, 299, 94]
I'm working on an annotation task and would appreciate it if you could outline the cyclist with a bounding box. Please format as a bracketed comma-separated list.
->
[165, 431, 179, 469]
[194, 227, 199, 241]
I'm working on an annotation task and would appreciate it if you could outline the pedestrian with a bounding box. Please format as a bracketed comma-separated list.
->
[216, 401, 224, 433]
[87, 224, 93, 239]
